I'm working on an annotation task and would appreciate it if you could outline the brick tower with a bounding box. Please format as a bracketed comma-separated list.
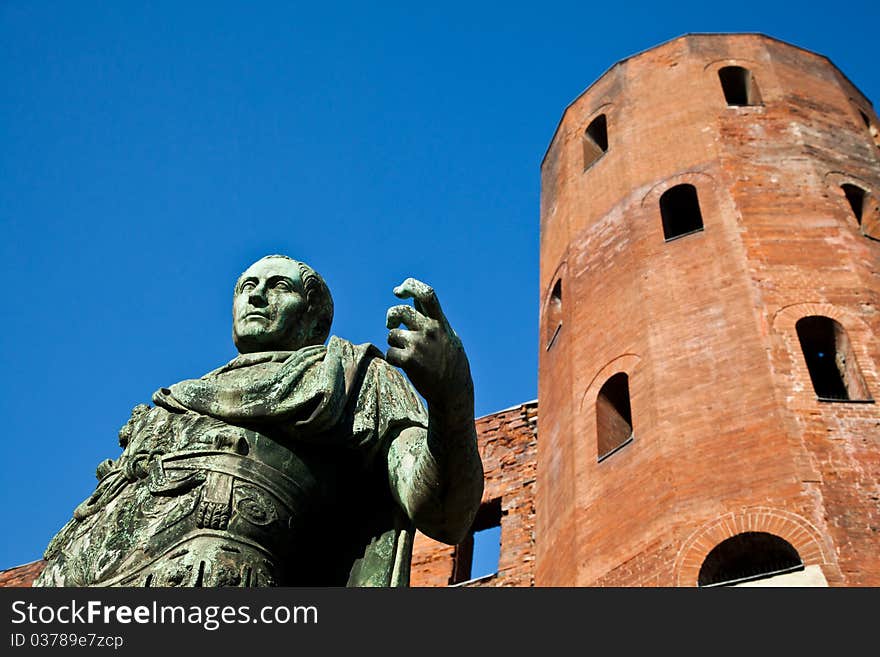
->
[537, 33, 880, 586]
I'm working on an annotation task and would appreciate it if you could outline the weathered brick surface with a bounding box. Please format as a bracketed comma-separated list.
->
[410, 402, 538, 587]
[537, 33, 880, 586]
[0, 561, 45, 587]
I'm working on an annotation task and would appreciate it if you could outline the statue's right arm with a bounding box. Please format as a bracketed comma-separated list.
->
[386, 420, 483, 546]
[382, 278, 484, 545]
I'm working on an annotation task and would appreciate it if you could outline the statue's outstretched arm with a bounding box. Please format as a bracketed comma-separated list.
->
[385, 278, 484, 545]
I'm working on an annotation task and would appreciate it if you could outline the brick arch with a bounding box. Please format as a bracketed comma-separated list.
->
[577, 103, 614, 174]
[824, 170, 875, 194]
[703, 58, 769, 107]
[577, 102, 613, 131]
[673, 507, 832, 586]
[568, 102, 613, 141]
[824, 170, 880, 240]
[640, 171, 716, 209]
[771, 301, 877, 401]
[702, 57, 763, 72]
[580, 353, 642, 411]
[771, 301, 867, 332]
[583, 101, 613, 119]
[542, 259, 568, 310]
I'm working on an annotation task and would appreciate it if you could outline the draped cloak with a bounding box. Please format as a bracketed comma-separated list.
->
[35, 336, 429, 587]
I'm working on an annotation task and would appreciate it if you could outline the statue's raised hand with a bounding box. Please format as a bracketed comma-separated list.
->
[386, 278, 473, 409]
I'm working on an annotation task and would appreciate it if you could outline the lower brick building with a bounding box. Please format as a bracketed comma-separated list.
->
[410, 402, 537, 587]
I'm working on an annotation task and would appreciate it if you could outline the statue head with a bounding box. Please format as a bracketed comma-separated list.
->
[232, 255, 334, 353]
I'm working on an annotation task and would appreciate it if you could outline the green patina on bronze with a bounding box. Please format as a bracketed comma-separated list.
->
[35, 255, 483, 587]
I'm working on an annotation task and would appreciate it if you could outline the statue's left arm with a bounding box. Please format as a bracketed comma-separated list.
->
[384, 278, 484, 545]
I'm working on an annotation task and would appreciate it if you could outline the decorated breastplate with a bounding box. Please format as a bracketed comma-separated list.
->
[39, 404, 319, 587]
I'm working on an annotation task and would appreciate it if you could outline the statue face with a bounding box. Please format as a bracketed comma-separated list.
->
[232, 257, 310, 353]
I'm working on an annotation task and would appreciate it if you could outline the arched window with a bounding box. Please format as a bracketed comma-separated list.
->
[698, 532, 803, 587]
[840, 183, 880, 239]
[842, 184, 867, 225]
[660, 184, 704, 241]
[597, 372, 633, 461]
[545, 279, 563, 350]
[718, 66, 762, 107]
[795, 316, 871, 401]
[858, 108, 880, 149]
[582, 114, 608, 170]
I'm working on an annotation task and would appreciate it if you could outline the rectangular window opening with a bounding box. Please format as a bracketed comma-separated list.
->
[583, 114, 608, 170]
[597, 373, 634, 461]
[842, 184, 866, 224]
[660, 184, 704, 240]
[718, 66, 761, 106]
[796, 316, 871, 402]
[450, 498, 503, 585]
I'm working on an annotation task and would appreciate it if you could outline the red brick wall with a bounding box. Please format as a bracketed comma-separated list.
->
[0, 561, 44, 587]
[537, 33, 880, 586]
[410, 402, 538, 587]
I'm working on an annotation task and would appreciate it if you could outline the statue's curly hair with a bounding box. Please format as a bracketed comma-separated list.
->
[236, 254, 334, 347]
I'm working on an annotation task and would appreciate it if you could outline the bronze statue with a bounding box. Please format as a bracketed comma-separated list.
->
[35, 255, 483, 586]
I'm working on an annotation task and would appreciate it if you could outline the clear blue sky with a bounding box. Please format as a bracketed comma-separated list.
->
[2, 1, 878, 570]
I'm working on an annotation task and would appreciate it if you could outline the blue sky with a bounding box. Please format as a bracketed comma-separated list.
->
[2, 1, 878, 571]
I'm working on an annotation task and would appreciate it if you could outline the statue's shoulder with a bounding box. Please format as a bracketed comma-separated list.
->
[325, 334, 419, 395]
[329, 335, 414, 378]
[326, 334, 384, 365]
[343, 348, 428, 443]
[335, 337, 427, 421]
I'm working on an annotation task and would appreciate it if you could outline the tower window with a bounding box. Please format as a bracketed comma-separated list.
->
[718, 66, 762, 106]
[597, 372, 633, 461]
[841, 184, 867, 225]
[582, 114, 608, 170]
[450, 498, 502, 585]
[796, 315, 871, 401]
[839, 182, 879, 239]
[859, 109, 878, 138]
[660, 184, 704, 241]
[699, 532, 803, 587]
[545, 279, 563, 350]
[857, 108, 880, 149]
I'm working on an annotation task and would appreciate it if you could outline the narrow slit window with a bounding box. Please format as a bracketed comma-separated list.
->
[450, 498, 502, 585]
[660, 184, 704, 241]
[718, 66, 762, 106]
[796, 315, 871, 401]
[545, 279, 562, 350]
[699, 532, 804, 587]
[597, 372, 633, 461]
[841, 184, 866, 225]
[582, 114, 608, 170]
